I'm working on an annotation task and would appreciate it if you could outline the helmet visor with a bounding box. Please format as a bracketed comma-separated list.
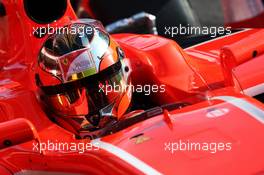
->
[41, 61, 126, 117]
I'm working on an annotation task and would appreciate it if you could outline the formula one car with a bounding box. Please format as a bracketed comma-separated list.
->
[0, 0, 264, 175]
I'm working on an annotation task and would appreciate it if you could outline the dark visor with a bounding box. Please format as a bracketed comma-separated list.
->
[41, 61, 122, 95]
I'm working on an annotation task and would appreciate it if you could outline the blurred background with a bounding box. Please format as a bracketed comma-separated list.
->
[69, 0, 263, 47]
[189, 0, 224, 26]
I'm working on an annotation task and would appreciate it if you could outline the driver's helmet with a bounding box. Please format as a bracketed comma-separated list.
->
[35, 19, 132, 131]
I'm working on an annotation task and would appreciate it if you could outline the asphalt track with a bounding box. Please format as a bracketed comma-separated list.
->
[189, 0, 224, 26]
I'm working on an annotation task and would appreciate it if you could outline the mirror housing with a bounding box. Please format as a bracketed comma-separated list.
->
[0, 118, 39, 150]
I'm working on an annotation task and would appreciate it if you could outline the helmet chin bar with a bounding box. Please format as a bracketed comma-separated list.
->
[86, 102, 116, 127]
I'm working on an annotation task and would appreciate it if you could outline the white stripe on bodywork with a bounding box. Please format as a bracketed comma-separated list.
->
[243, 83, 264, 97]
[91, 139, 162, 175]
[212, 96, 264, 124]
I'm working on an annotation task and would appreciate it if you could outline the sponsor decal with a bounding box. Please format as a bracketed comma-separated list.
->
[58, 49, 97, 82]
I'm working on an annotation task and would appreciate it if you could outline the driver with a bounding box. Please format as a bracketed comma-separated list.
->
[35, 20, 133, 135]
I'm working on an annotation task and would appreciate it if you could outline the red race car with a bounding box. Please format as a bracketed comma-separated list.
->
[0, 0, 264, 175]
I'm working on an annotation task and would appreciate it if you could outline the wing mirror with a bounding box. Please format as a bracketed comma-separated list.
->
[0, 118, 39, 150]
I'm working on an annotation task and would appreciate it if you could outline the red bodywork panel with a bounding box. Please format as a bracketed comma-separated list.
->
[0, 0, 264, 174]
